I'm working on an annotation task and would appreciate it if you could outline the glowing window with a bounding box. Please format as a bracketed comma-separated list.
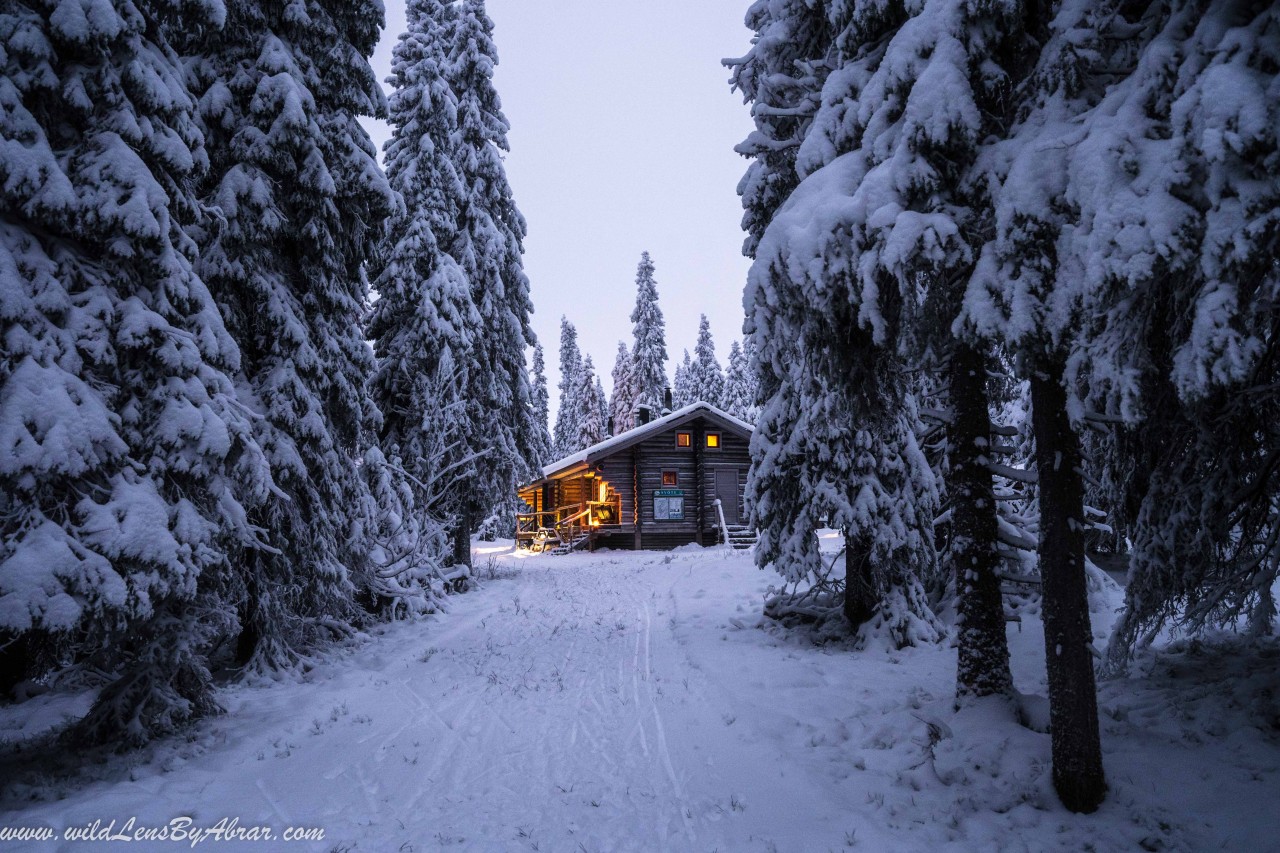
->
[676, 431, 692, 448]
[662, 471, 678, 486]
[706, 433, 721, 449]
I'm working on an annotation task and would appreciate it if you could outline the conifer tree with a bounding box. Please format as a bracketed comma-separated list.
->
[672, 350, 695, 410]
[688, 315, 725, 407]
[0, 0, 274, 742]
[188, 0, 395, 671]
[722, 340, 758, 422]
[608, 341, 636, 435]
[368, 0, 484, 578]
[442, 0, 541, 544]
[530, 342, 553, 460]
[572, 359, 607, 450]
[727, 0, 832, 256]
[960, 0, 1120, 813]
[629, 252, 668, 411]
[553, 317, 582, 458]
[744, 0, 1019, 649]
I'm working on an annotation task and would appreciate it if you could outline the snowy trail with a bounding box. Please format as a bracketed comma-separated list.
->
[4, 546, 1277, 852]
[3, 550, 844, 852]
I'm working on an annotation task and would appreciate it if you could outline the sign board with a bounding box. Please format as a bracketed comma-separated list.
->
[653, 489, 685, 521]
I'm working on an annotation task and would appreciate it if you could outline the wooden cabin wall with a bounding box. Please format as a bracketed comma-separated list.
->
[701, 429, 751, 527]
[599, 455, 635, 528]
[634, 426, 699, 547]
[561, 476, 586, 509]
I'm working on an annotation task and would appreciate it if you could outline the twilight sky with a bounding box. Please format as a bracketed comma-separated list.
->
[363, 0, 757, 417]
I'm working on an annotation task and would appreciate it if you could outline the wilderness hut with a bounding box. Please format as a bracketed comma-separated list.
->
[516, 402, 755, 552]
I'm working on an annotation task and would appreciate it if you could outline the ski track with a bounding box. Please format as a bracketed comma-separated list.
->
[2, 550, 821, 852]
[5, 547, 1268, 852]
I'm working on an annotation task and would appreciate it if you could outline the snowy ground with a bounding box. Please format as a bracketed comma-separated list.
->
[2, 542, 1278, 852]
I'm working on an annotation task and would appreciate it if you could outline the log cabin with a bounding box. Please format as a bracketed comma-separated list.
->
[516, 402, 755, 552]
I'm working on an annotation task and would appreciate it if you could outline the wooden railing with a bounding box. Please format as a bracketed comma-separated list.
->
[516, 495, 622, 553]
[713, 498, 732, 550]
[516, 509, 560, 551]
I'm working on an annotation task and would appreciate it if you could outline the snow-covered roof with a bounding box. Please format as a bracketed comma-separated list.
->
[532, 401, 753, 483]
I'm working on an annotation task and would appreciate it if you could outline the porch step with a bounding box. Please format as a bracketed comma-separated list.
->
[724, 524, 758, 550]
[550, 534, 591, 556]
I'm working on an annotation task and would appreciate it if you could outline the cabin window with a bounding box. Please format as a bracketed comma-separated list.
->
[675, 431, 692, 448]
[662, 471, 678, 486]
[706, 432, 721, 449]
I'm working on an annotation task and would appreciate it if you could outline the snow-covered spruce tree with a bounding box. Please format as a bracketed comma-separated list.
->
[608, 341, 636, 435]
[572, 360, 608, 450]
[722, 340, 757, 422]
[688, 314, 725, 407]
[440, 0, 541, 563]
[596, 376, 609, 437]
[672, 350, 694, 410]
[726, 0, 832, 257]
[0, 0, 276, 744]
[629, 251, 668, 412]
[794, 0, 1040, 703]
[1115, 3, 1280, 645]
[552, 317, 582, 458]
[368, 0, 488, 581]
[967, 1, 1280, 663]
[186, 0, 395, 673]
[529, 341, 553, 460]
[962, 0, 1139, 812]
[734, 0, 944, 649]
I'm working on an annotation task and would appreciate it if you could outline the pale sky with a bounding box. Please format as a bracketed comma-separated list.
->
[363, 0, 756, 417]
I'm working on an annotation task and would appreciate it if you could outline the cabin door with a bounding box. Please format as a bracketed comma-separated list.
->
[715, 468, 741, 525]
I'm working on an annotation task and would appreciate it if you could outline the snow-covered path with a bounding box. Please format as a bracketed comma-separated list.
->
[6, 549, 857, 851]
[4, 544, 1278, 852]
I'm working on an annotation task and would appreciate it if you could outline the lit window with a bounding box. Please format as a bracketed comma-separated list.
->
[676, 432, 692, 448]
[706, 433, 721, 449]
[662, 471, 678, 486]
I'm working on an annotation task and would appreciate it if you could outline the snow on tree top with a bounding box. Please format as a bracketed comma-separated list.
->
[530, 401, 753, 483]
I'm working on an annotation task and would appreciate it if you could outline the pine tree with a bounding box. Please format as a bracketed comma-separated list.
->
[187, 0, 395, 674]
[688, 314, 724, 407]
[672, 350, 695, 410]
[552, 317, 582, 458]
[722, 340, 758, 422]
[608, 341, 636, 435]
[0, 0, 275, 743]
[442, 0, 541, 555]
[530, 342, 553, 460]
[629, 252, 668, 412]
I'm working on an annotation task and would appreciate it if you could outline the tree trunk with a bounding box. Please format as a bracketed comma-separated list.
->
[843, 533, 877, 627]
[1030, 366, 1106, 813]
[949, 342, 1013, 702]
[452, 506, 473, 569]
[0, 632, 33, 696]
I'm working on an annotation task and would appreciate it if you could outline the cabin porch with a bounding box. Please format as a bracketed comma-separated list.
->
[516, 468, 627, 553]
